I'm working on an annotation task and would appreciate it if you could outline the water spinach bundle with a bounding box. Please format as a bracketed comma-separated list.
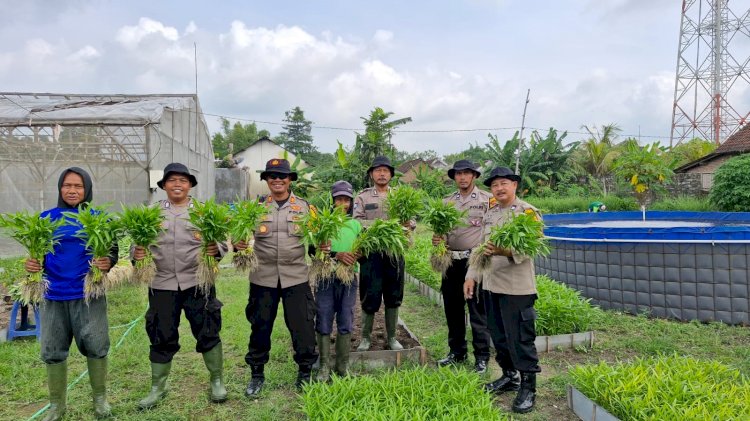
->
[118, 203, 164, 284]
[384, 185, 425, 224]
[228, 199, 269, 272]
[296, 199, 350, 286]
[0, 211, 63, 304]
[421, 197, 466, 274]
[342, 219, 409, 283]
[65, 204, 121, 301]
[469, 210, 549, 271]
[188, 198, 231, 293]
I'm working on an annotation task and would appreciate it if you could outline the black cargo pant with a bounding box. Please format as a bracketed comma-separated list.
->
[145, 286, 223, 364]
[245, 280, 318, 368]
[484, 292, 541, 373]
[441, 258, 491, 360]
[359, 252, 405, 314]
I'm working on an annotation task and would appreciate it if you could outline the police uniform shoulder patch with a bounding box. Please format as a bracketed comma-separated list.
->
[489, 197, 498, 209]
[266, 196, 273, 203]
[259, 225, 268, 234]
[289, 196, 296, 204]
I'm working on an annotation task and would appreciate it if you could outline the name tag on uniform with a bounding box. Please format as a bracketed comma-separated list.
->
[365, 203, 379, 210]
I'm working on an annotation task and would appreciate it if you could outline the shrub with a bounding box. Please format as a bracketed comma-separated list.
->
[710, 154, 750, 211]
[649, 195, 716, 211]
[570, 355, 750, 420]
[302, 366, 504, 420]
[535, 275, 601, 336]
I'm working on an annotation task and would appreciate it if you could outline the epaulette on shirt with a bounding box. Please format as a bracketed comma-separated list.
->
[489, 197, 498, 209]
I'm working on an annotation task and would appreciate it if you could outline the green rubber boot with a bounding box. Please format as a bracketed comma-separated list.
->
[202, 343, 228, 403]
[87, 357, 112, 418]
[334, 333, 352, 376]
[42, 361, 67, 421]
[385, 307, 404, 350]
[316, 334, 331, 382]
[138, 362, 171, 410]
[356, 312, 374, 351]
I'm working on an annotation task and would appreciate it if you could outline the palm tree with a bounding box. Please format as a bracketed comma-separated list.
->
[575, 123, 622, 195]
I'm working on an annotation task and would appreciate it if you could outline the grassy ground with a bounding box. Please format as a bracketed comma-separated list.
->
[2, 270, 750, 420]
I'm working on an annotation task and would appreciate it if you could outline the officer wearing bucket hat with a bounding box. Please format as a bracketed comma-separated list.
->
[464, 167, 541, 414]
[433, 160, 492, 373]
[352, 156, 408, 351]
[235, 158, 318, 397]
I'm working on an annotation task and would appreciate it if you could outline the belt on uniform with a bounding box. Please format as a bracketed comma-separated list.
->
[450, 250, 472, 260]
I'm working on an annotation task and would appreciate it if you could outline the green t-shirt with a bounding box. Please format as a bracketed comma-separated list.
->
[331, 219, 362, 272]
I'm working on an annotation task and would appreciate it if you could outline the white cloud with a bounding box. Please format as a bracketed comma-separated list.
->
[67, 45, 100, 61]
[116, 17, 180, 49]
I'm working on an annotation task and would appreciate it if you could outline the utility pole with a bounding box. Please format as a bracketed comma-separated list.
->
[515, 89, 530, 174]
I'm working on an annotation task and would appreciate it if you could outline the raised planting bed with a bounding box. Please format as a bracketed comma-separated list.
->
[567, 385, 621, 421]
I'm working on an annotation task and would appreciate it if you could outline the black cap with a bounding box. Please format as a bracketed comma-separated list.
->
[157, 162, 198, 189]
[447, 160, 481, 180]
[331, 180, 354, 198]
[260, 158, 298, 181]
[367, 156, 395, 176]
[483, 167, 521, 187]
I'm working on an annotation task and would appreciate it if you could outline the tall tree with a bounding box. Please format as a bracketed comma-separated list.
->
[211, 118, 261, 159]
[354, 107, 412, 165]
[278, 106, 316, 156]
[573, 123, 623, 195]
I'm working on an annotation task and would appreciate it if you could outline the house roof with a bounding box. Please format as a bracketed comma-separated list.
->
[397, 158, 448, 173]
[675, 123, 750, 172]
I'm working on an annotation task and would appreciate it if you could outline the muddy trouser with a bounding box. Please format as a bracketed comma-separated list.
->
[40, 296, 110, 364]
[441, 258, 491, 359]
[359, 253, 404, 314]
[145, 286, 223, 363]
[316, 278, 358, 335]
[245, 280, 318, 367]
[484, 292, 541, 373]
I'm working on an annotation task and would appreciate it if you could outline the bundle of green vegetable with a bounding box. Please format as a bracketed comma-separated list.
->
[65, 204, 121, 301]
[469, 210, 549, 272]
[0, 211, 63, 304]
[188, 198, 231, 293]
[118, 203, 164, 284]
[384, 185, 425, 224]
[296, 197, 350, 286]
[340, 219, 409, 283]
[228, 199, 269, 272]
[421, 198, 466, 275]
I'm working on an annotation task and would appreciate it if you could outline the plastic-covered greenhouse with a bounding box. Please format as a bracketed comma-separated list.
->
[0, 93, 215, 212]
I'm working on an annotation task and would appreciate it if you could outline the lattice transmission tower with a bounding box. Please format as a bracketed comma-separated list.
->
[670, 0, 750, 147]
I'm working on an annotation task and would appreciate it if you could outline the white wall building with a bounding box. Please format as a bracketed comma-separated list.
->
[233, 138, 310, 199]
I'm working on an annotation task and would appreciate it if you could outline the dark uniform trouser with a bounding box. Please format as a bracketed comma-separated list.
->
[245, 280, 318, 368]
[359, 252, 405, 314]
[484, 292, 541, 373]
[145, 286, 223, 364]
[40, 296, 110, 364]
[441, 258, 491, 359]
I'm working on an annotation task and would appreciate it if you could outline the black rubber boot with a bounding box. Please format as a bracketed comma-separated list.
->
[245, 365, 265, 398]
[484, 369, 521, 395]
[511, 372, 537, 414]
[295, 366, 312, 391]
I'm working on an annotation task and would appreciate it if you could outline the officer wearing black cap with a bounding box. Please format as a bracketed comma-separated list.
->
[234, 158, 318, 397]
[352, 156, 407, 351]
[464, 167, 542, 414]
[432, 160, 492, 373]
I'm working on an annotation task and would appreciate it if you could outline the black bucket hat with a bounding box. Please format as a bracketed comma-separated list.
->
[260, 158, 298, 181]
[483, 167, 521, 187]
[367, 156, 395, 177]
[447, 159, 481, 180]
[157, 162, 198, 189]
[331, 180, 354, 198]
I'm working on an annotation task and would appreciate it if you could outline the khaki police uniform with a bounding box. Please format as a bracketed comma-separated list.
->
[440, 186, 492, 360]
[466, 196, 542, 374]
[353, 187, 406, 314]
[145, 199, 224, 364]
[245, 192, 317, 369]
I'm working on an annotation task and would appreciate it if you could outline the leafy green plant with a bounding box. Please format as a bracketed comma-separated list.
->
[404, 234, 442, 290]
[413, 166, 452, 199]
[118, 203, 164, 284]
[613, 141, 675, 207]
[421, 198, 466, 275]
[650, 195, 715, 211]
[302, 366, 503, 420]
[0, 257, 30, 303]
[535, 275, 601, 336]
[0, 211, 64, 304]
[65, 204, 121, 301]
[228, 199, 268, 272]
[188, 198, 231, 293]
[710, 154, 750, 212]
[525, 195, 638, 214]
[469, 211, 549, 271]
[570, 355, 750, 420]
[296, 196, 350, 285]
[385, 185, 425, 224]
[347, 219, 410, 282]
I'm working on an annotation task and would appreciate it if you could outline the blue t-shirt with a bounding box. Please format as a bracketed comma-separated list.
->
[40, 207, 93, 301]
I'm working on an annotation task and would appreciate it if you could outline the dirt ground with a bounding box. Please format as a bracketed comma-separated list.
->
[0, 284, 15, 333]
[327, 305, 421, 351]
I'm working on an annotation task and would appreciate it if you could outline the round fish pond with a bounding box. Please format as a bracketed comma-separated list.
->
[535, 211, 750, 325]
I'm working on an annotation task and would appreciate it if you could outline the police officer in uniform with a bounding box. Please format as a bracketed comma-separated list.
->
[134, 163, 227, 409]
[464, 167, 541, 414]
[432, 160, 492, 373]
[235, 158, 318, 398]
[353, 156, 409, 351]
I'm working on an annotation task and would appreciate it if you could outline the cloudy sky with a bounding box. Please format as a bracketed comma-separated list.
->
[1, 0, 747, 155]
